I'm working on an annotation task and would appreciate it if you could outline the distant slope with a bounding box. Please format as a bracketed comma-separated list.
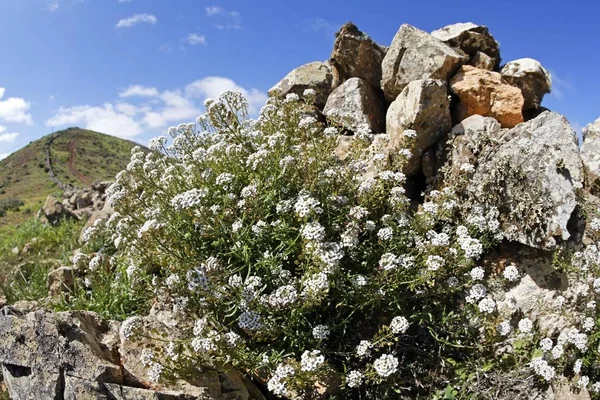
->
[0, 127, 140, 225]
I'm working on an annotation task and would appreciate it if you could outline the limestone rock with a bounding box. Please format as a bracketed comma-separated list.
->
[549, 383, 592, 399]
[445, 115, 503, 176]
[469, 51, 495, 71]
[386, 79, 451, 175]
[450, 65, 524, 128]
[431, 22, 500, 68]
[381, 24, 465, 103]
[501, 58, 552, 111]
[323, 77, 385, 133]
[269, 61, 333, 108]
[330, 22, 386, 90]
[40, 195, 75, 225]
[469, 111, 583, 249]
[579, 118, 600, 193]
[47, 266, 75, 297]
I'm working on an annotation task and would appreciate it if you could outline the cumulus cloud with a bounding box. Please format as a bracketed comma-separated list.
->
[205, 6, 242, 30]
[116, 14, 157, 28]
[185, 77, 267, 114]
[46, 104, 143, 138]
[0, 132, 19, 143]
[46, 77, 266, 138]
[185, 34, 207, 46]
[119, 85, 159, 98]
[0, 88, 33, 125]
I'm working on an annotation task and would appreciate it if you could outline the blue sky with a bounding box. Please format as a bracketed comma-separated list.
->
[0, 0, 597, 159]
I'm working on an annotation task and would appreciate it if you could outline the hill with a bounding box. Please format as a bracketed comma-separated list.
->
[0, 127, 139, 225]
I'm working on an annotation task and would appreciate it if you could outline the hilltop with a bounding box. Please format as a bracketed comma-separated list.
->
[0, 127, 139, 225]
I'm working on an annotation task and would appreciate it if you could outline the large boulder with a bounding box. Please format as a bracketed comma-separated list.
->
[431, 22, 500, 69]
[40, 195, 76, 225]
[501, 58, 552, 112]
[381, 24, 465, 103]
[581, 118, 600, 193]
[329, 22, 387, 90]
[323, 77, 385, 133]
[269, 61, 333, 108]
[441, 115, 503, 179]
[469, 111, 583, 249]
[450, 65, 524, 128]
[386, 79, 451, 175]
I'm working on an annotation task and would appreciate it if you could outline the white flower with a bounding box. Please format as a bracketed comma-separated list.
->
[583, 317, 595, 332]
[518, 318, 533, 333]
[551, 344, 564, 359]
[426, 255, 445, 271]
[470, 266, 485, 281]
[147, 361, 164, 383]
[579, 375, 590, 389]
[403, 129, 417, 138]
[390, 316, 410, 334]
[447, 276, 459, 287]
[373, 354, 398, 377]
[553, 295, 566, 309]
[268, 285, 298, 308]
[590, 218, 600, 231]
[312, 325, 330, 339]
[294, 194, 322, 218]
[540, 338, 553, 352]
[356, 340, 372, 357]
[497, 321, 511, 336]
[530, 357, 555, 381]
[346, 370, 363, 388]
[237, 310, 262, 331]
[503, 264, 519, 281]
[301, 221, 326, 242]
[379, 253, 399, 270]
[300, 350, 324, 371]
[377, 227, 393, 241]
[574, 359, 582, 374]
[477, 298, 495, 314]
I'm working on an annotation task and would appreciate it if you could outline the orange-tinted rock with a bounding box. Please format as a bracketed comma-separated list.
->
[450, 65, 524, 128]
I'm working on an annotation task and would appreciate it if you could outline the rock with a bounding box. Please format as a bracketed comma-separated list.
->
[469, 111, 583, 249]
[47, 266, 75, 297]
[40, 195, 75, 225]
[579, 118, 600, 193]
[329, 22, 386, 90]
[80, 200, 114, 243]
[444, 115, 503, 177]
[501, 58, 552, 111]
[11, 247, 19, 255]
[269, 61, 334, 108]
[450, 65, 524, 128]
[469, 51, 495, 71]
[421, 147, 436, 178]
[0, 310, 122, 400]
[431, 22, 500, 68]
[549, 382, 592, 399]
[64, 375, 107, 400]
[381, 24, 465, 103]
[386, 79, 451, 175]
[323, 77, 385, 133]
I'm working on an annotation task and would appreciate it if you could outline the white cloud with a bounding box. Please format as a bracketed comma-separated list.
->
[185, 34, 207, 46]
[0, 88, 33, 125]
[119, 85, 159, 98]
[116, 14, 157, 28]
[47, 77, 266, 137]
[185, 77, 267, 114]
[49, 95, 55, 101]
[158, 44, 172, 53]
[205, 6, 242, 29]
[0, 153, 9, 161]
[205, 6, 224, 16]
[46, 104, 143, 138]
[0, 133, 19, 143]
[0, 126, 5, 134]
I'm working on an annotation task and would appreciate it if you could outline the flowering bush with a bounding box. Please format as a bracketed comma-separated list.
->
[77, 91, 600, 398]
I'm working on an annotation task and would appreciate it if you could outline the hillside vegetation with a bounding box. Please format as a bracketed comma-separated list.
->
[0, 127, 139, 225]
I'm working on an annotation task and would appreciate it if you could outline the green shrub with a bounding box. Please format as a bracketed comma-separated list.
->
[75, 91, 600, 398]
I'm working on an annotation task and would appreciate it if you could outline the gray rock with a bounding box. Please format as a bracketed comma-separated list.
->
[40, 195, 76, 225]
[501, 58, 552, 111]
[381, 24, 465, 103]
[431, 22, 500, 69]
[386, 79, 451, 175]
[581, 118, 600, 193]
[330, 22, 387, 90]
[269, 61, 333, 108]
[469, 51, 495, 71]
[47, 266, 75, 297]
[323, 77, 385, 133]
[469, 111, 583, 249]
